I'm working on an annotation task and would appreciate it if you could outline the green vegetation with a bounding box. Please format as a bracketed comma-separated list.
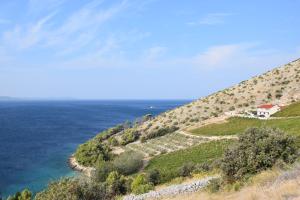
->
[120, 128, 139, 145]
[74, 124, 127, 167]
[190, 117, 300, 137]
[6, 189, 32, 200]
[92, 151, 144, 183]
[146, 169, 161, 185]
[105, 171, 127, 196]
[131, 174, 154, 194]
[141, 125, 179, 141]
[273, 101, 300, 117]
[74, 141, 111, 167]
[113, 151, 144, 175]
[145, 140, 234, 182]
[35, 178, 111, 200]
[221, 127, 298, 182]
[94, 161, 116, 182]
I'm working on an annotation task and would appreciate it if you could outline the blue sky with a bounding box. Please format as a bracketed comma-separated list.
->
[0, 0, 299, 99]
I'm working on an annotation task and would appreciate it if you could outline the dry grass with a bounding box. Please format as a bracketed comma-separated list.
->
[161, 178, 300, 200]
[160, 164, 300, 200]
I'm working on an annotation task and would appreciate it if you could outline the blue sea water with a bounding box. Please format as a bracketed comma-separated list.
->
[0, 100, 188, 198]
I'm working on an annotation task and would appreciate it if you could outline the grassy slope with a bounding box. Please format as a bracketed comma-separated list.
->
[273, 101, 300, 117]
[145, 140, 234, 176]
[190, 117, 300, 137]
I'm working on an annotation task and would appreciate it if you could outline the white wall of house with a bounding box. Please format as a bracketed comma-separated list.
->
[257, 105, 281, 118]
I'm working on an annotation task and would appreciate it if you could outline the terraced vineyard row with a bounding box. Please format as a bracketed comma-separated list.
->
[124, 132, 210, 157]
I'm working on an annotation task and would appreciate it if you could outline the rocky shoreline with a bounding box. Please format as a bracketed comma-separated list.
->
[68, 155, 95, 177]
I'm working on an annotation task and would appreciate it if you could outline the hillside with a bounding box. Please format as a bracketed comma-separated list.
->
[137, 58, 300, 136]
[74, 58, 300, 168]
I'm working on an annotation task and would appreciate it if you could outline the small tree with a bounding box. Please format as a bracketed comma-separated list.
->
[94, 162, 115, 182]
[178, 162, 195, 177]
[6, 189, 32, 200]
[106, 171, 126, 196]
[113, 151, 143, 175]
[131, 174, 153, 194]
[120, 129, 139, 145]
[146, 169, 161, 185]
[221, 127, 298, 182]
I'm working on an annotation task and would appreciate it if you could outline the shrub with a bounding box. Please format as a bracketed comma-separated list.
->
[94, 162, 115, 182]
[123, 177, 133, 194]
[120, 129, 140, 145]
[105, 171, 127, 196]
[108, 137, 118, 146]
[206, 178, 221, 193]
[73, 124, 127, 167]
[35, 178, 111, 200]
[178, 162, 195, 177]
[144, 126, 179, 141]
[221, 127, 298, 182]
[140, 136, 146, 143]
[131, 174, 154, 195]
[113, 151, 144, 175]
[7, 189, 32, 200]
[94, 124, 124, 142]
[146, 169, 161, 185]
[193, 162, 211, 173]
[35, 178, 77, 200]
[74, 141, 111, 167]
[76, 181, 111, 200]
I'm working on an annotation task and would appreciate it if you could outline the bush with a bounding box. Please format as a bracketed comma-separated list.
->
[113, 151, 144, 175]
[108, 137, 119, 146]
[206, 178, 221, 193]
[140, 136, 146, 143]
[35, 178, 78, 200]
[7, 189, 32, 200]
[120, 129, 140, 145]
[76, 181, 111, 200]
[131, 174, 154, 195]
[221, 127, 298, 182]
[144, 126, 179, 141]
[74, 141, 111, 167]
[178, 162, 195, 177]
[95, 125, 124, 142]
[35, 178, 111, 200]
[94, 162, 116, 182]
[146, 169, 161, 185]
[73, 124, 125, 167]
[193, 162, 211, 173]
[105, 171, 127, 196]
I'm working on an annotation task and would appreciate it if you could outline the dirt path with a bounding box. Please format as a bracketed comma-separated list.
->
[177, 130, 238, 140]
[269, 116, 300, 119]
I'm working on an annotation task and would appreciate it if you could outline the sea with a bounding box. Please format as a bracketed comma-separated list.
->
[0, 100, 188, 198]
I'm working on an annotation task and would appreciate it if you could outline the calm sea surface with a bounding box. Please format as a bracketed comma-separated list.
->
[0, 100, 189, 198]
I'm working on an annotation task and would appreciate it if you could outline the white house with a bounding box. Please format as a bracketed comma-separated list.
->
[257, 104, 281, 118]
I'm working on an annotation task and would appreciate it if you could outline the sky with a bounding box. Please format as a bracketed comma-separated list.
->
[0, 0, 299, 99]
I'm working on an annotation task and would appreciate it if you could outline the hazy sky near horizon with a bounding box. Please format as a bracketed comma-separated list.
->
[0, 0, 299, 99]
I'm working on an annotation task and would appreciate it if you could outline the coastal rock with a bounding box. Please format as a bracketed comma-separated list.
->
[68, 155, 95, 177]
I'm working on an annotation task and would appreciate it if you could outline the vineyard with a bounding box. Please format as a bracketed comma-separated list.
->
[123, 132, 210, 157]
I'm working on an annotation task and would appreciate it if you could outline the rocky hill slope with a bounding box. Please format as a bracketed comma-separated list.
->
[137, 58, 300, 137]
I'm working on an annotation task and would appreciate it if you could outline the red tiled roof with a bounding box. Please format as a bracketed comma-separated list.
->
[258, 104, 275, 109]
